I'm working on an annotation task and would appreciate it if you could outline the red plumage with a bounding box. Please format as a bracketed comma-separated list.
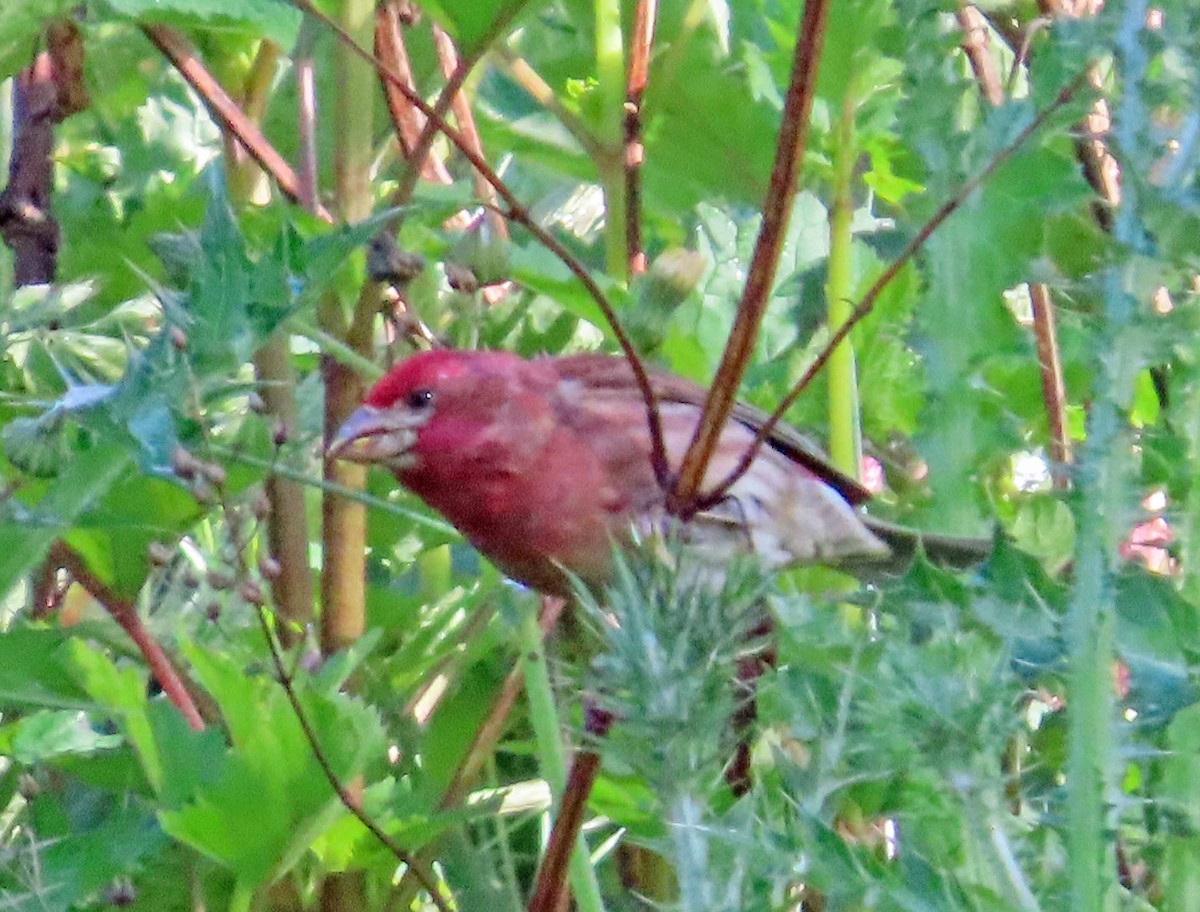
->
[329, 350, 888, 596]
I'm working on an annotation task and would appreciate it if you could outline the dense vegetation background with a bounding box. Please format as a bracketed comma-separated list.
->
[1, 0, 1199, 909]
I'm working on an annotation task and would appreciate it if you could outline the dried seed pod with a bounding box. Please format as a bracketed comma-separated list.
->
[147, 541, 172, 566]
[239, 579, 265, 605]
[170, 326, 188, 351]
[252, 490, 271, 521]
[258, 555, 282, 580]
[445, 262, 479, 293]
[205, 601, 221, 622]
[207, 568, 234, 590]
[272, 421, 290, 447]
[182, 567, 201, 589]
[170, 445, 199, 480]
[201, 462, 227, 486]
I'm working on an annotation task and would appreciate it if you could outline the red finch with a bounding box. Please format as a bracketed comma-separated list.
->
[326, 349, 923, 597]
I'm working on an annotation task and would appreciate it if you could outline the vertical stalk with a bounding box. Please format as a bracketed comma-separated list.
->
[319, 4, 376, 909]
[1065, 3, 1147, 908]
[319, 0, 376, 657]
[593, 0, 627, 280]
[825, 88, 862, 478]
[520, 611, 606, 912]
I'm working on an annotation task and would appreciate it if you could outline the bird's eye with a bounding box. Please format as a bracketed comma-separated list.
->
[406, 388, 435, 411]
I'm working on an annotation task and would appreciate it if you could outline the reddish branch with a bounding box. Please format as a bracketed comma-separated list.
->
[958, 5, 1005, 106]
[389, 596, 569, 906]
[955, 10, 1073, 478]
[50, 543, 207, 732]
[1029, 284, 1072, 476]
[623, 0, 658, 276]
[526, 703, 614, 912]
[374, 2, 455, 185]
[143, 24, 333, 222]
[1, 53, 59, 284]
[670, 0, 833, 512]
[432, 24, 508, 240]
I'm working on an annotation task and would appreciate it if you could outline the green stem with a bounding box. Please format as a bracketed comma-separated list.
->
[593, 0, 627, 280]
[1066, 4, 1147, 908]
[287, 316, 383, 380]
[520, 611, 606, 912]
[825, 87, 862, 478]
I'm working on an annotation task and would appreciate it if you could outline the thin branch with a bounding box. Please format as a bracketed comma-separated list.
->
[252, 604, 453, 911]
[955, 9, 1072, 481]
[527, 703, 614, 912]
[957, 5, 1005, 106]
[49, 542, 207, 732]
[295, 21, 320, 211]
[285, 0, 670, 486]
[374, 1, 455, 186]
[670, 0, 832, 513]
[432, 24, 508, 240]
[143, 24, 333, 222]
[623, 0, 658, 276]
[698, 73, 1087, 511]
[1029, 283, 1072, 482]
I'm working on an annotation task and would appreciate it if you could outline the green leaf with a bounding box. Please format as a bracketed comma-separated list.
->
[97, 0, 301, 46]
[0, 441, 133, 600]
[0, 627, 93, 711]
[8, 709, 122, 764]
[156, 646, 388, 885]
[0, 1, 75, 80]
[67, 640, 164, 791]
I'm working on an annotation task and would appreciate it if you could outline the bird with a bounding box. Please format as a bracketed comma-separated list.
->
[326, 349, 979, 598]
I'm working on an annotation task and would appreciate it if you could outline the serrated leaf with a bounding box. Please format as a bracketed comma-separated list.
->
[157, 646, 388, 884]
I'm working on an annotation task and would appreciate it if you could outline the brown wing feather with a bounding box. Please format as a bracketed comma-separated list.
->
[548, 354, 871, 506]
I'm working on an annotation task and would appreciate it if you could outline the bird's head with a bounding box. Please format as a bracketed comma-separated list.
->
[327, 349, 548, 472]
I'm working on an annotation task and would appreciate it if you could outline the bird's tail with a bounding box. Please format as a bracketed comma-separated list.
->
[858, 516, 995, 572]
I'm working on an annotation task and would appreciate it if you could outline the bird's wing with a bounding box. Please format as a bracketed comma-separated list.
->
[549, 354, 871, 505]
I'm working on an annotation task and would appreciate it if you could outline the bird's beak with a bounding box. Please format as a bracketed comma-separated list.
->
[327, 405, 420, 466]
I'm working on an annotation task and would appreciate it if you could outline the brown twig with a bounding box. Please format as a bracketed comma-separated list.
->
[699, 73, 1087, 510]
[288, 0, 670, 486]
[955, 10, 1072, 480]
[295, 22, 320, 212]
[49, 542, 207, 732]
[670, 0, 832, 514]
[443, 596, 568, 808]
[0, 52, 60, 285]
[432, 24, 508, 240]
[143, 24, 333, 222]
[623, 0, 658, 277]
[957, 5, 1005, 106]
[374, 1, 455, 186]
[1029, 284, 1072, 482]
[527, 703, 614, 912]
